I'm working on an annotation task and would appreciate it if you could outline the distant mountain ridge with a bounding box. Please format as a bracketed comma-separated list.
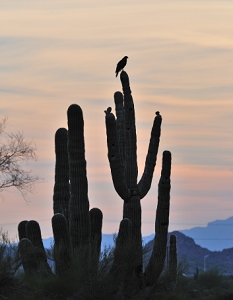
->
[145, 231, 233, 276]
[43, 216, 233, 252]
[180, 216, 233, 251]
[43, 230, 233, 276]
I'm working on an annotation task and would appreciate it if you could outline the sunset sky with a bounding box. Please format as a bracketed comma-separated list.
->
[1, 1, 233, 241]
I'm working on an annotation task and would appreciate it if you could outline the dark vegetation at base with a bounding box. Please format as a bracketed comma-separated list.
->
[1, 229, 233, 300]
[2, 257, 233, 300]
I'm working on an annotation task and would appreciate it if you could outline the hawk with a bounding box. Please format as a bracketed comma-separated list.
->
[115, 56, 128, 77]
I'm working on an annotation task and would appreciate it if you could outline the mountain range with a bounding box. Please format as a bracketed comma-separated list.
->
[180, 216, 233, 251]
[43, 216, 233, 252]
[145, 231, 233, 276]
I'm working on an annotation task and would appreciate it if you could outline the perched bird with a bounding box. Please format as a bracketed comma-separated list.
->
[104, 107, 112, 115]
[115, 56, 128, 77]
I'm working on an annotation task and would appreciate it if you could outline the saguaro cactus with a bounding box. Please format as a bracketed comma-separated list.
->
[51, 104, 103, 274]
[67, 104, 90, 265]
[105, 71, 175, 297]
[105, 71, 162, 281]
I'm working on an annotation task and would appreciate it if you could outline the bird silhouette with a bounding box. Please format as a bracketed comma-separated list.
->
[115, 56, 128, 77]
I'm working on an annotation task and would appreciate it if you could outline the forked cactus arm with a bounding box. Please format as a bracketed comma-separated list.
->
[67, 104, 90, 252]
[105, 112, 131, 201]
[137, 112, 162, 199]
[144, 150, 171, 286]
[120, 71, 138, 189]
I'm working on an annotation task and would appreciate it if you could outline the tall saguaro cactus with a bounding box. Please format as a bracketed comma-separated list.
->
[67, 104, 90, 262]
[105, 71, 162, 280]
[17, 74, 176, 297]
[51, 104, 103, 274]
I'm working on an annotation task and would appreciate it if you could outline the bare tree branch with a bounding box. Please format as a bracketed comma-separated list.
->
[0, 118, 40, 200]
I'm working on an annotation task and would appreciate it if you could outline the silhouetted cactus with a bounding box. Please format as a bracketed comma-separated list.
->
[18, 220, 52, 275]
[109, 218, 133, 280]
[53, 128, 69, 222]
[52, 213, 72, 274]
[104, 71, 176, 298]
[18, 220, 28, 240]
[194, 266, 199, 280]
[144, 150, 171, 285]
[18, 238, 40, 274]
[51, 104, 103, 275]
[67, 104, 91, 267]
[90, 207, 103, 276]
[168, 234, 177, 290]
[17, 70, 176, 298]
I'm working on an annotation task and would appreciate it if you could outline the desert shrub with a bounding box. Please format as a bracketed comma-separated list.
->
[198, 268, 223, 289]
[0, 228, 21, 296]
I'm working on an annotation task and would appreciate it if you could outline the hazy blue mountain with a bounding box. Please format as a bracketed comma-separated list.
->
[145, 231, 233, 276]
[43, 233, 155, 251]
[42, 216, 233, 252]
[180, 216, 233, 251]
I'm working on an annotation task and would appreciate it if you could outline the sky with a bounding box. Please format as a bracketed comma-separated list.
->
[1, 0, 233, 241]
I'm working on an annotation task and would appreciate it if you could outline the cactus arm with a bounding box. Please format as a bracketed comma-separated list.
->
[137, 112, 162, 199]
[18, 220, 28, 240]
[25, 220, 52, 275]
[90, 208, 103, 277]
[109, 218, 133, 293]
[114, 91, 126, 166]
[67, 104, 90, 253]
[168, 234, 177, 290]
[18, 238, 40, 274]
[120, 71, 138, 189]
[53, 128, 69, 221]
[90, 208, 103, 261]
[26, 220, 47, 254]
[144, 150, 171, 286]
[105, 111, 131, 201]
[52, 213, 72, 274]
